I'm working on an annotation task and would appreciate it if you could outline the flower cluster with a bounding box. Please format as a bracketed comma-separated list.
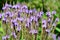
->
[0, 2, 60, 40]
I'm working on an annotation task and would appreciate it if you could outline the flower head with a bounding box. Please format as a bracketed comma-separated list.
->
[29, 29, 38, 34]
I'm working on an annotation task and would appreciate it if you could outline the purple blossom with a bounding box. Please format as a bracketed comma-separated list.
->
[29, 29, 38, 34]
[30, 16, 34, 22]
[58, 36, 60, 40]
[29, 10, 33, 14]
[39, 11, 44, 16]
[25, 23, 30, 28]
[22, 5, 28, 9]
[2, 36, 6, 40]
[12, 5, 18, 9]
[52, 23, 56, 27]
[42, 19, 47, 28]
[55, 18, 59, 22]
[46, 11, 51, 17]
[2, 6, 6, 10]
[0, 13, 2, 18]
[2, 35, 10, 40]
[17, 17, 24, 22]
[33, 16, 38, 22]
[11, 32, 17, 38]
[16, 25, 21, 31]
[52, 10, 56, 15]
[52, 34, 56, 40]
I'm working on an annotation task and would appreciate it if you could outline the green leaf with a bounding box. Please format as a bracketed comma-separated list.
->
[56, 27, 60, 32]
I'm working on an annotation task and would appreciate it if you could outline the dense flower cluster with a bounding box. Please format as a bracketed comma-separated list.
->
[0, 2, 60, 40]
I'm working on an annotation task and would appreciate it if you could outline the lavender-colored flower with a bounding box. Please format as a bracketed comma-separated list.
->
[58, 36, 60, 40]
[39, 11, 44, 16]
[16, 25, 21, 32]
[5, 35, 10, 39]
[5, 3, 9, 7]
[52, 23, 56, 27]
[17, 12, 20, 17]
[6, 11, 11, 16]
[29, 10, 33, 14]
[11, 32, 17, 38]
[30, 16, 34, 22]
[46, 11, 51, 17]
[2, 6, 7, 10]
[46, 29, 51, 33]
[48, 18, 51, 24]
[52, 10, 56, 15]
[25, 9, 29, 13]
[55, 18, 59, 22]
[2, 36, 6, 40]
[17, 17, 24, 22]
[22, 5, 28, 9]
[29, 29, 38, 34]
[42, 19, 47, 28]
[52, 34, 56, 40]
[33, 16, 38, 22]
[25, 23, 30, 28]
[0, 13, 2, 19]
[12, 5, 18, 9]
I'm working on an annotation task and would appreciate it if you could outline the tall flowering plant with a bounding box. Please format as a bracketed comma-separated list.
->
[0, 1, 60, 40]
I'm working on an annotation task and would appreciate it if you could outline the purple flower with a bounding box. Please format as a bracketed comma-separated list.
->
[12, 5, 17, 9]
[2, 36, 6, 40]
[25, 9, 29, 13]
[2, 6, 6, 10]
[16, 25, 21, 31]
[25, 23, 30, 28]
[22, 5, 28, 9]
[39, 11, 44, 16]
[52, 34, 56, 40]
[48, 18, 51, 24]
[52, 10, 56, 15]
[33, 16, 38, 22]
[29, 10, 33, 14]
[58, 36, 60, 40]
[5, 3, 9, 7]
[52, 22, 56, 27]
[2, 35, 10, 40]
[46, 11, 51, 17]
[55, 18, 59, 22]
[30, 16, 34, 22]
[11, 32, 17, 38]
[42, 19, 47, 28]
[0, 13, 2, 18]
[17, 17, 24, 22]
[29, 29, 38, 34]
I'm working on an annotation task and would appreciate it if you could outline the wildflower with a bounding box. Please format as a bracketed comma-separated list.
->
[29, 9, 33, 14]
[58, 36, 60, 40]
[48, 18, 51, 24]
[22, 5, 28, 9]
[2, 36, 6, 40]
[52, 10, 56, 15]
[46, 11, 51, 17]
[16, 25, 21, 32]
[52, 34, 56, 40]
[52, 22, 56, 27]
[39, 11, 44, 16]
[55, 18, 59, 22]
[29, 29, 38, 34]
[2, 6, 6, 10]
[42, 19, 47, 28]
[0, 13, 2, 19]
[11, 32, 17, 38]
